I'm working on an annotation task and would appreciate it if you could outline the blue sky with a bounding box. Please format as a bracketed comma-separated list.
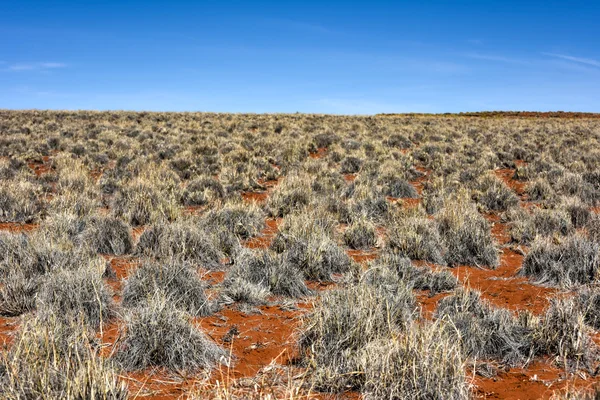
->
[1, 0, 599, 114]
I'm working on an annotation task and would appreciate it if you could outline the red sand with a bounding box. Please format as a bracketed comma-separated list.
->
[0, 316, 19, 346]
[0, 222, 39, 233]
[343, 173, 357, 182]
[346, 248, 378, 263]
[243, 218, 281, 249]
[495, 168, 526, 197]
[309, 147, 328, 159]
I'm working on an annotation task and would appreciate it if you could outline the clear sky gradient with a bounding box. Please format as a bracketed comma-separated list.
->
[1, 0, 599, 114]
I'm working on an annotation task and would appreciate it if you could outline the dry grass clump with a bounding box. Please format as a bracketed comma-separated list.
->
[575, 285, 600, 330]
[562, 196, 592, 229]
[552, 387, 600, 399]
[434, 288, 533, 366]
[270, 210, 353, 281]
[223, 248, 311, 302]
[271, 209, 337, 251]
[54, 155, 96, 196]
[475, 174, 519, 211]
[48, 190, 99, 218]
[0, 270, 40, 317]
[343, 217, 378, 250]
[181, 176, 225, 206]
[266, 174, 313, 217]
[0, 179, 44, 223]
[300, 283, 417, 391]
[556, 172, 600, 206]
[0, 231, 104, 317]
[508, 207, 573, 244]
[437, 197, 499, 267]
[359, 322, 469, 400]
[114, 297, 226, 371]
[368, 252, 457, 296]
[521, 235, 600, 287]
[344, 179, 390, 222]
[383, 177, 418, 198]
[111, 180, 180, 226]
[78, 215, 133, 255]
[526, 177, 556, 202]
[284, 234, 353, 281]
[122, 259, 216, 316]
[534, 297, 597, 371]
[587, 214, 600, 243]
[135, 221, 224, 268]
[386, 215, 446, 265]
[340, 156, 363, 174]
[203, 201, 265, 239]
[0, 316, 127, 399]
[35, 266, 116, 328]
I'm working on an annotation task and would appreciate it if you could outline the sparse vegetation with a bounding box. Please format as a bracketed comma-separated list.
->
[2, 110, 600, 398]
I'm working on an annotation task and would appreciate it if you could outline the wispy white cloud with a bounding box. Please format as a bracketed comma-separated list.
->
[542, 53, 600, 68]
[4, 62, 67, 72]
[463, 52, 530, 65]
[39, 62, 67, 68]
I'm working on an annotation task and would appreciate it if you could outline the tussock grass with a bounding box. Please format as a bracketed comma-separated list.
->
[534, 297, 597, 371]
[122, 259, 216, 316]
[181, 176, 225, 206]
[367, 252, 457, 296]
[521, 235, 600, 287]
[526, 178, 555, 202]
[79, 215, 133, 255]
[36, 266, 116, 328]
[224, 248, 311, 300]
[114, 297, 226, 371]
[0, 316, 127, 399]
[204, 201, 265, 239]
[300, 283, 417, 391]
[476, 174, 519, 211]
[360, 322, 469, 400]
[111, 179, 180, 226]
[435, 288, 533, 366]
[343, 217, 377, 250]
[0, 179, 44, 223]
[387, 215, 446, 265]
[437, 196, 499, 267]
[0, 270, 39, 317]
[135, 221, 223, 268]
[266, 174, 313, 217]
[508, 207, 573, 244]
